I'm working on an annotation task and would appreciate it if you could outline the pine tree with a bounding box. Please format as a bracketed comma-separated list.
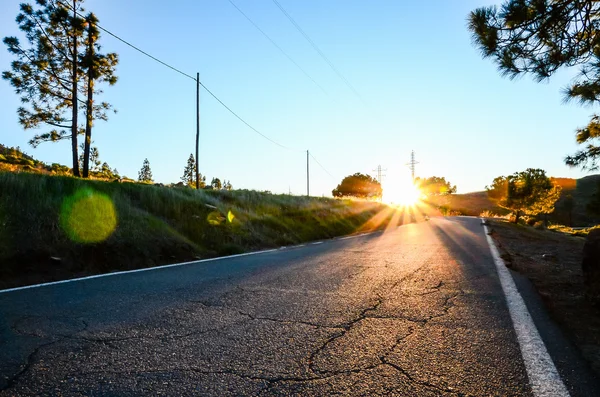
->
[78, 142, 100, 172]
[3, 0, 117, 177]
[138, 158, 153, 183]
[468, 1, 600, 170]
[3, 0, 86, 175]
[181, 154, 197, 187]
[81, 12, 117, 178]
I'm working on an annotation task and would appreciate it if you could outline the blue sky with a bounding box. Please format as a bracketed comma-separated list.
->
[0, 0, 595, 196]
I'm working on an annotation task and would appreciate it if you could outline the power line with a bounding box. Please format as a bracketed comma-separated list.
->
[56, 0, 294, 150]
[271, 0, 364, 102]
[199, 83, 293, 150]
[309, 152, 336, 180]
[227, 0, 328, 96]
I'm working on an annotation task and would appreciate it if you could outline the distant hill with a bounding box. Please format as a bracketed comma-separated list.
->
[0, 143, 72, 175]
[426, 175, 600, 227]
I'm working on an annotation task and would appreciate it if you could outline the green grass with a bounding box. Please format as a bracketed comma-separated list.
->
[0, 172, 396, 289]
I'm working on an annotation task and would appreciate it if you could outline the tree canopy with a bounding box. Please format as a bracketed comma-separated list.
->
[486, 168, 561, 222]
[138, 158, 152, 183]
[3, 0, 117, 177]
[332, 173, 382, 199]
[468, 1, 600, 169]
[415, 176, 457, 196]
[181, 154, 205, 188]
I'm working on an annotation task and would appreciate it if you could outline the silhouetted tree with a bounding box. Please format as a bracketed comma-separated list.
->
[487, 168, 561, 223]
[211, 177, 222, 190]
[138, 158, 152, 183]
[415, 176, 457, 196]
[468, 1, 600, 170]
[181, 154, 205, 187]
[78, 142, 100, 172]
[332, 173, 382, 199]
[223, 180, 233, 191]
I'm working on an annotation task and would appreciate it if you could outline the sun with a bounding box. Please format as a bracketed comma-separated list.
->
[384, 180, 422, 206]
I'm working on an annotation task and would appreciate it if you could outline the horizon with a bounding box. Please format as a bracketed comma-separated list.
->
[0, 0, 596, 196]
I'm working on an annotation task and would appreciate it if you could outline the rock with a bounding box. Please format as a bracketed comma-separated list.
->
[542, 253, 557, 261]
[582, 229, 600, 306]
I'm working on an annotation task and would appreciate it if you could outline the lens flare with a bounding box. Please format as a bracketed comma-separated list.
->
[384, 181, 422, 206]
[60, 189, 117, 243]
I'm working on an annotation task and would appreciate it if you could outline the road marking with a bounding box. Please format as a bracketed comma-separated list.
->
[482, 219, 570, 397]
[0, 248, 279, 295]
[0, 229, 380, 295]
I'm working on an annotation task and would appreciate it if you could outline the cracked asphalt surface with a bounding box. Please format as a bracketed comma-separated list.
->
[0, 217, 582, 396]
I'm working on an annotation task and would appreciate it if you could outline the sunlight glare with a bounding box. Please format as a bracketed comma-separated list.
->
[384, 180, 421, 206]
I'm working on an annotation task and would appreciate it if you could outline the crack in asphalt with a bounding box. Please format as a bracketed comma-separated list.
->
[0, 339, 60, 391]
[188, 300, 344, 331]
[2, 241, 470, 395]
[307, 297, 384, 375]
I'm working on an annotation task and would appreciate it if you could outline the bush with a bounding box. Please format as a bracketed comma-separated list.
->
[526, 217, 537, 226]
[533, 221, 545, 229]
[0, 154, 6, 162]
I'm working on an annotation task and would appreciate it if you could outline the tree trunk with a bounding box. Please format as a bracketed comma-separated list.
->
[70, 1, 80, 177]
[82, 18, 94, 178]
[514, 210, 520, 224]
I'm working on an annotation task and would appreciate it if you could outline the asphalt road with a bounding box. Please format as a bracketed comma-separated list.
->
[0, 217, 598, 396]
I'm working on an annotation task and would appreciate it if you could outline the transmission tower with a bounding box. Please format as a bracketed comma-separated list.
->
[406, 150, 419, 181]
[372, 164, 387, 185]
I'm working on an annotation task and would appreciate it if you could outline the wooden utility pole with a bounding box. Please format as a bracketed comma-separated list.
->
[195, 72, 200, 189]
[306, 150, 310, 197]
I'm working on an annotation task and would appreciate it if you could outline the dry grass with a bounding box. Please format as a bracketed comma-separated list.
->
[0, 172, 397, 289]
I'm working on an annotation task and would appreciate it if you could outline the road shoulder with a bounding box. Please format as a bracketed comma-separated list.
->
[487, 219, 600, 389]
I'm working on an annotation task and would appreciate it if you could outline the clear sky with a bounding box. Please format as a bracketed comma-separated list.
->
[0, 0, 596, 196]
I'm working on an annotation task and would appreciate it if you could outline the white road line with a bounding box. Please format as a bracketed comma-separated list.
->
[0, 248, 279, 295]
[0, 229, 380, 295]
[482, 220, 570, 397]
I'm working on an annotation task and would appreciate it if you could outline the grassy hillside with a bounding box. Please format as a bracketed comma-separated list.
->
[0, 172, 398, 289]
[426, 175, 600, 226]
[425, 191, 508, 217]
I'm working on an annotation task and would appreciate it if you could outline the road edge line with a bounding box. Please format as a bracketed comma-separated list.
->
[482, 219, 570, 397]
[0, 248, 279, 295]
[0, 230, 381, 295]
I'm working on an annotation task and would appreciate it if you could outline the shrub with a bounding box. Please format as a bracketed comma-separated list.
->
[533, 221, 545, 229]
[0, 154, 6, 162]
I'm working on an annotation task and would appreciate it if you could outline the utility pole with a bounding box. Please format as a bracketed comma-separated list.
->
[306, 150, 310, 197]
[406, 150, 419, 182]
[195, 72, 200, 189]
